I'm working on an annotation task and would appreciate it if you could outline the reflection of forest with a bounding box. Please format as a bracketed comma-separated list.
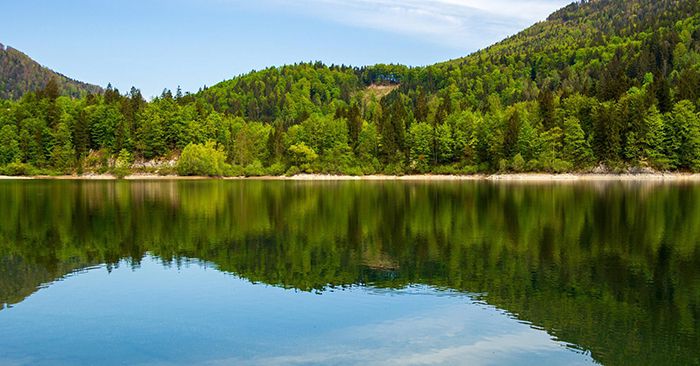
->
[1, 180, 699, 365]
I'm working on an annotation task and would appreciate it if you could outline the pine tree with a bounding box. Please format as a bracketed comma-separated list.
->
[50, 122, 75, 173]
[346, 103, 362, 150]
[379, 93, 408, 163]
[664, 100, 700, 171]
[563, 117, 594, 169]
[641, 105, 666, 168]
[0, 125, 19, 165]
[502, 108, 521, 159]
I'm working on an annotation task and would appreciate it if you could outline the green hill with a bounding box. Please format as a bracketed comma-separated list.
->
[1, 0, 700, 176]
[0, 43, 102, 99]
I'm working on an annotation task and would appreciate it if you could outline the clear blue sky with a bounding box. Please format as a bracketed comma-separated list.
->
[1, 0, 572, 98]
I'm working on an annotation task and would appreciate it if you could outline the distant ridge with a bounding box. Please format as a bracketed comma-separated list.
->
[0, 43, 102, 99]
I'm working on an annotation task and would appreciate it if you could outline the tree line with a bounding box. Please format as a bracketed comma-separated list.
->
[0, 0, 700, 176]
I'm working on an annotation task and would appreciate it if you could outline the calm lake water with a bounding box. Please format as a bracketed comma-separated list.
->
[0, 180, 698, 365]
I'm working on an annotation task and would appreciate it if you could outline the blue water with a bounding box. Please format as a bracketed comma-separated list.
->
[1, 256, 593, 366]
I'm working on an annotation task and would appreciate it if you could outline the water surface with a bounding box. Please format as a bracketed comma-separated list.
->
[1, 180, 699, 365]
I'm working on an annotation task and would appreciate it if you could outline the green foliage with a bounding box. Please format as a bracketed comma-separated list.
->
[664, 100, 700, 171]
[243, 160, 266, 177]
[512, 153, 526, 172]
[113, 149, 133, 178]
[0, 125, 20, 165]
[0, 45, 102, 99]
[50, 122, 75, 173]
[409, 122, 433, 173]
[563, 117, 594, 169]
[232, 122, 271, 166]
[176, 142, 228, 177]
[3, 0, 700, 175]
[136, 104, 166, 159]
[266, 162, 286, 176]
[356, 122, 380, 167]
[0, 162, 36, 176]
[288, 142, 318, 173]
[285, 165, 301, 177]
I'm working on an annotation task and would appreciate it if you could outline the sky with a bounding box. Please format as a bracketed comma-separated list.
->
[1, 0, 572, 98]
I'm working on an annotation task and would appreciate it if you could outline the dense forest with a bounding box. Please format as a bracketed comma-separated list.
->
[2, 0, 700, 176]
[0, 43, 102, 100]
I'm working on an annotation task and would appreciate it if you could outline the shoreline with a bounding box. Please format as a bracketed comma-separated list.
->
[2, 173, 700, 181]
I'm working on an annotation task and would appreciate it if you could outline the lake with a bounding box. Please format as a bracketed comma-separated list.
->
[0, 180, 698, 365]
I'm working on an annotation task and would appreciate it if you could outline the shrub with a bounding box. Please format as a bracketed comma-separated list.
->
[383, 162, 405, 176]
[112, 149, 133, 179]
[527, 159, 541, 171]
[498, 159, 509, 173]
[84, 149, 110, 174]
[1, 162, 36, 176]
[339, 166, 363, 176]
[360, 163, 378, 175]
[460, 165, 479, 175]
[551, 159, 573, 173]
[476, 163, 491, 173]
[434, 165, 460, 175]
[243, 160, 266, 177]
[288, 143, 318, 173]
[285, 165, 301, 177]
[511, 154, 526, 172]
[176, 142, 228, 177]
[224, 165, 245, 177]
[266, 162, 286, 176]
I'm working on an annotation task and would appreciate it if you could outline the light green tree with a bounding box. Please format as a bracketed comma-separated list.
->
[177, 141, 228, 176]
[563, 117, 594, 169]
[409, 122, 433, 173]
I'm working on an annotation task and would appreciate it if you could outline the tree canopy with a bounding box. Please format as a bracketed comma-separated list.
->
[2, 0, 700, 176]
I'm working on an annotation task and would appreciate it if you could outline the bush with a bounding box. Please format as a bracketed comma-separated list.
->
[498, 159, 509, 173]
[112, 149, 133, 179]
[285, 165, 301, 177]
[383, 162, 405, 176]
[527, 159, 541, 171]
[551, 159, 573, 173]
[243, 161, 266, 177]
[1, 162, 36, 176]
[288, 143, 318, 173]
[266, 162, 286, 176]
[176, 142, 228, 177]
[511, 154, 526, 172]
[355, 158, 381, 175]
[476, 163, 491, 173]
[361, 163, 378, 175]
[224, 165, 245, 177]
[339, 166, 363, 176]
[84, 149, 110, 174]
[434, 165, 459, 175]
[460, 165, 479, 175]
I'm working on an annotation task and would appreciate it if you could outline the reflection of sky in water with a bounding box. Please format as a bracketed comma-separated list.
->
[0, 256, 595, 366]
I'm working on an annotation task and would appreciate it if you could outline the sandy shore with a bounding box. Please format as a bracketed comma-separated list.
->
[2, 173, 700, 181]
[289, 173, 700, 181]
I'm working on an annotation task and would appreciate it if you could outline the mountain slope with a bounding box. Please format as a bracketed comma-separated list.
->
[197, 0, 700, 119]
[423, 0, 700, 106]
[0, 43, 102, 99]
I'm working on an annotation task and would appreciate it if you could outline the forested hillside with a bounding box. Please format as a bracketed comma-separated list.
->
[1, 0, 700, 176]
[0, 44, 102, 100]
